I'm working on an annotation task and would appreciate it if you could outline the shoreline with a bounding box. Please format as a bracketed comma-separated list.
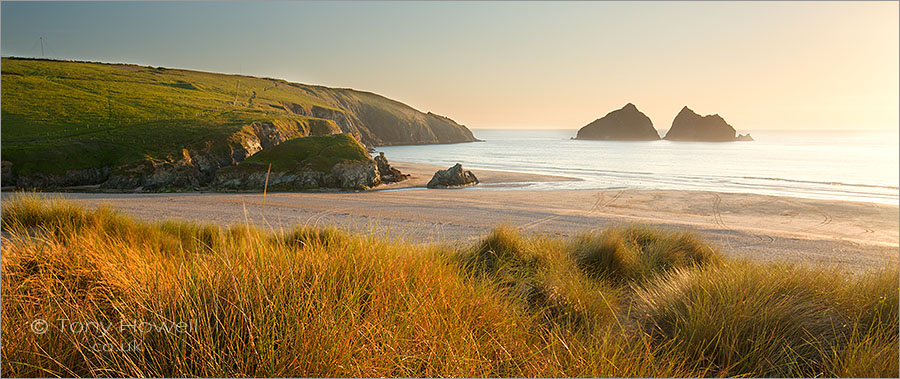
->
[5, 186, 897, 273]
[373, 161, 581, 190]
[390, 161, 899, 206]
[5, 159, 895, 207]
[0, 160, 580, 194]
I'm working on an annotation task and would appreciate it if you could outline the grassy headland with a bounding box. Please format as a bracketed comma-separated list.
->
[213, 133, 384, 191]
[1, 58, 475, 182]
[1, 195, 897, 377]
[227, 133, 371, 174]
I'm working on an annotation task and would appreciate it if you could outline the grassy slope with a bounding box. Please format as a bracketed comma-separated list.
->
[226, 133, 371, 174]
[2, 195, 897, 377]
[1, 59, 330, 175]
[0, 58, 473, 176]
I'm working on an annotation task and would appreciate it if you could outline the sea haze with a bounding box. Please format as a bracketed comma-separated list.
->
[377, 129, 900, 205]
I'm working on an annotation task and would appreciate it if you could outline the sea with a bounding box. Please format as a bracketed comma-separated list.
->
[376, 129, 900, 205]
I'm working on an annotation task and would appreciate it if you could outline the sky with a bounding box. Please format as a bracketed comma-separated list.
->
[2, 1, 898, 131]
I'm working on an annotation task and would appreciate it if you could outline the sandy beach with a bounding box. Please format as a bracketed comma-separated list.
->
[5, 162, 897, 272]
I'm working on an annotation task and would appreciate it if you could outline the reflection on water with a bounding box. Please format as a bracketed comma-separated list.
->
[377, 129, 900, 205]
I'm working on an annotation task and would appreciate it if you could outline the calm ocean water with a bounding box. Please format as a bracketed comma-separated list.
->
[377, 129, 900, 205]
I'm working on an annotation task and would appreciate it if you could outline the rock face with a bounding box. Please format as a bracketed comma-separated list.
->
[275, 99, 478, 147]
[427, 163, 479, 188]
[736, 134, 754, 141]
[374, 152, 407, 183]
[575, 103, 660, 141]
[12, 167, 110, 189]
[1, 161, 14, 186]
[328, 161, 382, 189]
[664, 107, 740, 142]
[214, 161, 381, 191]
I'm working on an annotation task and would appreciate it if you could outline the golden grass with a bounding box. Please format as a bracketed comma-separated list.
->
[1, 194, 896, 377]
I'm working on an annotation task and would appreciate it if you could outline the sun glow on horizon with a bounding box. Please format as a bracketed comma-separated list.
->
[2, 1, 897, 132]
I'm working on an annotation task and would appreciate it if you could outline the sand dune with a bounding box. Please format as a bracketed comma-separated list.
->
[6, 163, 896, 273]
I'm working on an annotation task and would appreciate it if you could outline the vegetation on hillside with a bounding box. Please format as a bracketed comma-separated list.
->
[224, 133, 371, 174]
[1, 195, 897, 377]
[0, 58, 475, 177]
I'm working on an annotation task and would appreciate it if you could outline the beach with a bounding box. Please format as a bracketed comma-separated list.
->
[9, 162, 897, 273]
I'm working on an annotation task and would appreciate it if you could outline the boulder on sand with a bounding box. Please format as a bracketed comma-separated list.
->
[427, 163, 479, 188]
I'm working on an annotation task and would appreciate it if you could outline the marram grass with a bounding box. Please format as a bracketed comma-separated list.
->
[1, 194, 897, 377]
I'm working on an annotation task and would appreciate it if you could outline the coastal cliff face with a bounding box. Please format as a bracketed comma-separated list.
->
[273, 89, 476, 147]
[0, 58, 477, 189]
[215, 161, 381, 191]
[285, 88, 477, 147]
[575, 103, 660, 141]
[664, 107, 739, 142]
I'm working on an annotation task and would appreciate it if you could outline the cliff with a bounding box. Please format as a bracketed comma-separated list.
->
[0, 58, 477, 189]
[575, 103, 660, 141]
[663, 106, 740, 142]
[288, 88, 477, 147]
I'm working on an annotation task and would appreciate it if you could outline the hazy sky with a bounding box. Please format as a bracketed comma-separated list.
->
[2, 1, 898, 131]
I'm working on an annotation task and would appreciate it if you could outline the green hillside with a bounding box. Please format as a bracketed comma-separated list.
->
[238, 134, 372, 171]
[0, 57, 475, 187]
[228, 133, 370, 174]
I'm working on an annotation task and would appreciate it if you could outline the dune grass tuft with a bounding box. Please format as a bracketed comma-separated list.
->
[1, 195, 896, 377]
[633, 261, 898, 377]
[459, 226, 621, 330]
[571, 225, 720, 284]
[276, 225, 350, 249]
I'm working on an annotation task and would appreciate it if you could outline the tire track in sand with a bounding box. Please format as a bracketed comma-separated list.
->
[712, 193, 775, 244]
[799, 211, 833, 233]
[521, 190, 623, 230]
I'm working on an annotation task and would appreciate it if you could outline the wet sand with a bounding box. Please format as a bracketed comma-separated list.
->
[373, 161, 581, 189]
[5, 163, 897, 272]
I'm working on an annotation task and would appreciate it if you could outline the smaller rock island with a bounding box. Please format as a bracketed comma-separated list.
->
[664, 106, 751, 142]
[575, 103, 661, 141]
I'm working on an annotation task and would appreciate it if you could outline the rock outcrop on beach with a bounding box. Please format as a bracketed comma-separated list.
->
[736, 134, 754, 141]
[664, 106, 744, 142]
[427, 163, 479, 188]
[215, 161, 382, 191]
[575, 103, 660, 141]
[374, 152, 407, 183]
[213, 134, 405, 191]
